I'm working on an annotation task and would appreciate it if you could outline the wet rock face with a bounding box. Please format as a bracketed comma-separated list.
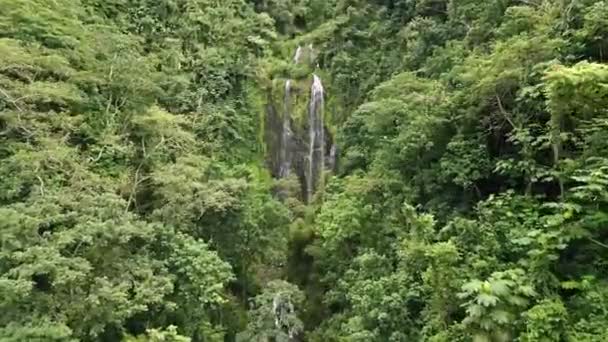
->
[264, 46, 336, 203]
[279, 80, 293, 179]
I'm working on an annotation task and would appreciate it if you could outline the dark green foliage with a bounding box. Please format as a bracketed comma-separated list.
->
[3, 0, 608, 341]
[0, 0, 288, 340]
[281, 0, 608, 341]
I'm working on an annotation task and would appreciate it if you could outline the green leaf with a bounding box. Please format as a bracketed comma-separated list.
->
[477, 293, 499, 307]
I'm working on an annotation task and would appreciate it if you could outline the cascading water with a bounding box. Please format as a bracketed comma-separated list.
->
[273, 294, 298, 339]
[293, 45, 303, 64]
[306, 74, 325, 203]
[265, 45, 335, 202]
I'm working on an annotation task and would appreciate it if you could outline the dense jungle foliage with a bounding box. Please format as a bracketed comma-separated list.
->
[1, 0, 608, 341]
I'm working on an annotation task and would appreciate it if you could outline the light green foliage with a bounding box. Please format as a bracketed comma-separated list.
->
[124, 326, 191, 342]
[4, 0, 608, 341]
[459, 269, 536, 341]
[290, 0, 608, 341]
[237, 280, 305, 342]
[0, 190, 233, 340]
[335, 252, 418, 341]
[0, 0, 288, 340]
[1, 193, 168, 338]
[544, 62, 608, 119]
[0, 321, 76, 342]
[520, 299, 567, 342]
[340, 73, 450, 207]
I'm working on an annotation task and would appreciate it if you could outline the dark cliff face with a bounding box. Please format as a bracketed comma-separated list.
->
[264, 46, 335, 203]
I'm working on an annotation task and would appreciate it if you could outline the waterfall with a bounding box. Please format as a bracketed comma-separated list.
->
[273, 294, 297, 339]
[293, 45, 303, 64]
[265, 46, 334, 202]
[306, 74, 325, 203]
[279, 80, 292, 178]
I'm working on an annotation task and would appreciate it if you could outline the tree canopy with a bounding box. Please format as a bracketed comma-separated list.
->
[2, 0, 608, 341]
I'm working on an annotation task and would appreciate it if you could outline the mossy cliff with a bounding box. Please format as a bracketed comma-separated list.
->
[259, 45, 337, 202]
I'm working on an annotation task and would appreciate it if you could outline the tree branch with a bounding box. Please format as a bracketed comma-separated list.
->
[37, 176, 45, 196]
[495, 94, 516, 129]
[0, 87, 23, 112]
[588, 237, 608, 250]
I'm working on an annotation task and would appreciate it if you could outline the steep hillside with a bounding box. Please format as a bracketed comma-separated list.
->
[2, 0, 608, 341]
